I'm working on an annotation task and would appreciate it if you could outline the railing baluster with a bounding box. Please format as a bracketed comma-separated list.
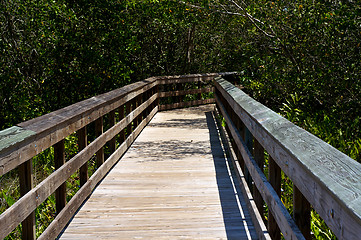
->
[126, 101, 132, 137]
[136, 94, 142, 126]
[54, 139, 66, 214]
[268, 156, 281, 240]
[155, 85, 160, 107]
[119, 104, 125, 143]
[109, 110, 116, 153]
[95, 117, 104, 167]
[253, 139, 264, 218]
[244, 128, 253, 188]
[19, 159, 36, 240]
[198, 81, 202, 100]
[294, 186, 311, 240]
[78, 127, 88, 187]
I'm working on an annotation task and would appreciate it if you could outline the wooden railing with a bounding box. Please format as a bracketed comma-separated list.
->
[2, 73, 360, 240]
[0, 73, 234, 240]
[214, 77, 361, 240]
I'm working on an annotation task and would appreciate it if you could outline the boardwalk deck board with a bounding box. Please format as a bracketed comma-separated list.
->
[60, 105, 258, 239]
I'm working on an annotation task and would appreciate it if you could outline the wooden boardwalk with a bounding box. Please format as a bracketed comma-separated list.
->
[59, 105, 257, 239]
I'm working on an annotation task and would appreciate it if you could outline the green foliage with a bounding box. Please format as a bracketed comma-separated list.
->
[1, 0, 360, 239]
[311, 210, 337, 240]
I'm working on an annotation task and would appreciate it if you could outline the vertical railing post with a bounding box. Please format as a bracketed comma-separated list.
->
[155, 84, 160, 107]
[198, 81, 202, 100]
[234, 117, 245, 171]
[54, 139, 66, 214]
[179, 83, 185, 103]
[19, 160, 36, 240]
[136, 94, 141, 127]
[78, 127, 88, 187]
[253, 139, 264, 218]
[268, 156, 281, 240]
[175, 83, 180, 104]
[119, 105, 125, 144]
[294, 186, 311, 240]
[109, 110, 116, 153]
[95, 117, 104, 167]
[244, 128, 253, 189]
[126, 101, 132, 137]
[130, 98, 135, 130]
[143, 90, 148, 119]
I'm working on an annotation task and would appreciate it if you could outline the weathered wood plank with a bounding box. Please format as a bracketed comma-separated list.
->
[293, 186, 311, 240]
[95, 117, 104, 167]
[0, 79, 158, 177]
[157, 73, 219, 85]
[253, 139, 265, 218]
[59, 105, 257, 239]
[268, 156, 281, 240]
[38, 106, 158, 240]
[159, 87, 214, 98]
[54, 140, 66, 214]
[0, 93, 158, 239]
[126, 101, 132, 137]
[0, 126, 36, 154]
[159, 98, 215, 111]
[156, 72, 236, 85]
[214, 106, 271, 240]
[108, 110, 116, 153]
[215, 77, 361, 239]
[19, 159, 36, 240]
[118, 105, 125, 143]
[77, 127, 88, 187]
[215, 95, 304, 240]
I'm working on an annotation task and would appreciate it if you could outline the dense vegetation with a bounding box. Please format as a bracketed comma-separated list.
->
[1, 0, 360, 239]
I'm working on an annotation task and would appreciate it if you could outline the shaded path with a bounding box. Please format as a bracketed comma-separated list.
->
[60, 105, 257, 239]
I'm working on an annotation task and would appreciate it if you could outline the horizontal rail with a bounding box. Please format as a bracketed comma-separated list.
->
[0, 78, 158, 176]
[214, 108, 271, 240]
[0, 93, 158, 239]
[39, 106, 158, 240]
[214, 77, 361, 239]
[159, 99, 215, 111]
[0, 73, 231, 240]
[215, 94, 304, 239]
[156, 72, 235, 84]
[159, 87, 214, 98]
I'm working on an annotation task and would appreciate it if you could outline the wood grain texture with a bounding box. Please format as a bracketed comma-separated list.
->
[38, 106, 159, 240]
[19, 159, 36, 240]
[77, 127, 88, 187]
[0, 78, 158, 176]
[0, 94, 158, 240]
[293, 186, 311, 240]
[109, 110, 116, 153]
[214, 107, 271, 240]
[215, 95, 304, 240]
[0, 126, 36, 154]
[215, 77, 361, 240]
[159, 87, 214, 98]
[159, 98, 215, 111]
[59, 105, 257, 240]
[253, 139, 264, 218]
[54, 139, 66, 214]
[95, 117, 104, 167]
[268, 157, 281, 240]
[156, 72, 236, 85]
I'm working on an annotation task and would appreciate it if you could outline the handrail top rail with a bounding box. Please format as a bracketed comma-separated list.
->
[0, 77, 158, 176]
[0, 73, 236, 155]
[0, 73, 235, 176]
[214, 77, 361, 230]
[156, 72, 237, 80]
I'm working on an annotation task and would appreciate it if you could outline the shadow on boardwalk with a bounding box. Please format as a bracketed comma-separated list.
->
[206, 111, 256, 239]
